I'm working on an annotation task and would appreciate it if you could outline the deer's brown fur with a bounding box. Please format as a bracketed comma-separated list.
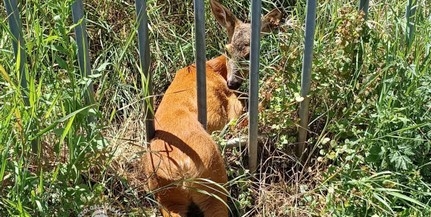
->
[142, 56, 242, 217]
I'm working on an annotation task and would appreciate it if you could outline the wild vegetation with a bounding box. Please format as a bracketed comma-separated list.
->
[1, 0, 430, 216]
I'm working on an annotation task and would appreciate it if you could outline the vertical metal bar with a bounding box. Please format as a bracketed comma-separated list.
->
[248, 0, 262, 173]
[194, 0, 207, 129]
[297, 0, 317, 160]
[136, 0, 155, 141]
[71, 0, 95, 105]
[357, 0, 369, 77]
[5, 0, 28, 106]
[5, 0, 39, 154]
[359, 0, 370, 20]
[405, 0, 416, 50]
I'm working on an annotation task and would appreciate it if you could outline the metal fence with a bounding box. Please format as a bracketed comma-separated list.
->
[4, 0, 376, 171]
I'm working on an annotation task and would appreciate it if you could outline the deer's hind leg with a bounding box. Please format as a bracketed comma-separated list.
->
[191, 190, 228, 217]
[156, 188, 191, 217]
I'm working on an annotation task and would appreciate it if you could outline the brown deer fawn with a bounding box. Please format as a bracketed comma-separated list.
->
[141, 56, 242, 217]
[210, 0, 282, 90]
[141, 1, 282, 217]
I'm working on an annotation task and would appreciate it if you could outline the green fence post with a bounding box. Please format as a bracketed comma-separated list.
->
[136, 0, 155, 142]
[5, 0, 28, 106]
[4, 0, 41, 154]
[248, 0, 263, 173]
[405, 0, 416, 50]
[72, 0, 95, 106]
[194, 0, 207, 129]
[297, 0, 317, 161]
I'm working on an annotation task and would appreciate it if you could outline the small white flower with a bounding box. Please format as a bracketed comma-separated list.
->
[322, 137, 331, 144]
[328, 186, 335, 194]
[294, 93, 304, 102]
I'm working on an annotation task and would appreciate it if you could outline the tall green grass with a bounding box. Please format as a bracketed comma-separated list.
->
[0, 0, 430, 216]
[291, 0, 431, 216]
[1, 1, 110, 215]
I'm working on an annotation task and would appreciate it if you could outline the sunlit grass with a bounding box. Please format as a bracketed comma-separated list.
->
[1, 0, 430, 216]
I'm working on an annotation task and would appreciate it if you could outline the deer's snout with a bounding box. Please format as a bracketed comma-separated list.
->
[227, 78, 242, 90]
[226, 60, 246, 90]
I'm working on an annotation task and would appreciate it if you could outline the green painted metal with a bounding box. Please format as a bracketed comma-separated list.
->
[194, 0, 208, 129]
[71, 0, 95, 106]
[136, 0, 155, 141]
[248, 0, 263, 172]
[297, 0, 317, 160]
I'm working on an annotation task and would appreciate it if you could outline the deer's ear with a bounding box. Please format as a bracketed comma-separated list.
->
[261, 9, 283, 32]
[210, 0, 239, 40]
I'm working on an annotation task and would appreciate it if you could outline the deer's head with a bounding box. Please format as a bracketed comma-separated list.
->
[210, 0, 282, 89]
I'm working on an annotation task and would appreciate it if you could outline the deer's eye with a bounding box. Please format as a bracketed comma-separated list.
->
[243, 53, 250, 60]
[238, 53, 250, 62]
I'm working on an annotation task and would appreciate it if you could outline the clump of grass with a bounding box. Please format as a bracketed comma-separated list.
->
[1, 1, 116, 215]
[293, 0, 431, 215]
